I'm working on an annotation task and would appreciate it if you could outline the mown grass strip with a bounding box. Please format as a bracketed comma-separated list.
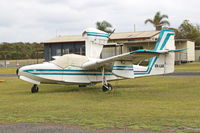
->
[0, 76, 200, 132]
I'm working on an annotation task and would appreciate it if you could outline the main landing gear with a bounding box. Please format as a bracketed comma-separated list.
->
[31, 84, 39, 93]
[101, 67, 113, 92]
[102, 83, 112, 92]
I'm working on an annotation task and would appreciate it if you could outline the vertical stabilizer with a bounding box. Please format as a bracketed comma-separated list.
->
[82, 28, 109, 59]
[150, 29, 175, 75]
[134, 29, 176, 76]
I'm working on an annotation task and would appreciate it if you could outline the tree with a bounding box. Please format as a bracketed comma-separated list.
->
[176, 20, 200, 46]
[0, 42, 44, 60]
[145, 11, 170, 30]
[96, 20, 113, 33]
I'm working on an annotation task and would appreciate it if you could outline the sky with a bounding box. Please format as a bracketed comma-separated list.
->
[0, 0, 199, 42]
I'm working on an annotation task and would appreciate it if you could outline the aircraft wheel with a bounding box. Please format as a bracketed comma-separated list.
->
[31, 84, 39, 93]
[102, 83, 112, 92]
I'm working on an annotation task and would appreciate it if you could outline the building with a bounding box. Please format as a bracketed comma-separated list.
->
[43, 30, 195, 63]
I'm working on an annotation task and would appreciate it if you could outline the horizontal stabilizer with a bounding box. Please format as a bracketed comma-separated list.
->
[131, 49, 163, 54]
[168, 48, 187, 52]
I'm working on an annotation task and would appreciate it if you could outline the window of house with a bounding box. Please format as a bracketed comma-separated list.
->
[63, 48, 69, 54]
[56, 48, 61, 56]
[48, 45, 52, 60]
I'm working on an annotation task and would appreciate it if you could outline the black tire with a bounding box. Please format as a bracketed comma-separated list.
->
[107, 83, 112, 91]
[31, 85, 39, 93]
[102, 83, 112, 92]
[102, 85, 107, 92]
[36, 86, 39, 92]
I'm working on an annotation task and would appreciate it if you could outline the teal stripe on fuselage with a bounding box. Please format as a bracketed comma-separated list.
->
[113, 66, 133, 68]
[24, 69, 112, 76]
[24, 69, 103, 72]
[112, 68, 133, 71]
[31, 73, 112, 76]
[134, 57, 156, 72]
[134, 57, 158, 75]
[112, 66, 133, 71]
[113, 66, 133, 67]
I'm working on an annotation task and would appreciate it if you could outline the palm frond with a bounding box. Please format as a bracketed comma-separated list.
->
[144, 11, 170, 30]
[145, 19, 154, 24]
[161, 14, 168, 19]
[160, 20, 170, 26]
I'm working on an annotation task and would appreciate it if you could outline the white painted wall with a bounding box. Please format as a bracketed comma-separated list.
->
[186, 41, 195, 61]
[195, 50, 200, 61]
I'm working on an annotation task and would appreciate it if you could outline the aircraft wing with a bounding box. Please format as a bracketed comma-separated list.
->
[82, 49, 162, 69]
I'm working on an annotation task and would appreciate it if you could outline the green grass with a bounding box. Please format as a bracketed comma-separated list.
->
[0, 67, 17, 74]
[1, 76, 200, 132]
[175, 62, 200, 72]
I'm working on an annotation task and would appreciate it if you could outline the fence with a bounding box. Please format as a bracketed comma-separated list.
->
[0, 59, 44, 67]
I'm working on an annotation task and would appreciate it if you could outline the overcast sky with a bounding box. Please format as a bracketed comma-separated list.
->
[0, 0, 199, 42]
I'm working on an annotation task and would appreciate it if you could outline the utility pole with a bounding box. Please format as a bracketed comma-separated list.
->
[16, 46, 19, 66]
[36, 44, 39, 64]
[134, 24, 136, 32]
[4, 55, 7, 68]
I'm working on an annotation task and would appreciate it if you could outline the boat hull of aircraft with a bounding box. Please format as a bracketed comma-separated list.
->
[18, 62, 121, 85]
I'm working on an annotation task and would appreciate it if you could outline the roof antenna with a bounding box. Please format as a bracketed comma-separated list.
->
[134, 24, 136, 32]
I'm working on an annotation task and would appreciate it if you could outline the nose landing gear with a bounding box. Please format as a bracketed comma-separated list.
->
[31, 84, 39, 93]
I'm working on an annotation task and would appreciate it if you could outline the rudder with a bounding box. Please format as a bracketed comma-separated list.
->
[149, 29, 175, 75]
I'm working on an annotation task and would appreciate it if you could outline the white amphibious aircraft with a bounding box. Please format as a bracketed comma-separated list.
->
[17, 28, 184, 93]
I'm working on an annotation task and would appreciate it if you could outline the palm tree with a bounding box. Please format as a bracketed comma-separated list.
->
[96, 20, 113, 33]
[145, 11, 170, 30]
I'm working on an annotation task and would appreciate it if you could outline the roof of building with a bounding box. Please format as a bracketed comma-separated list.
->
[44, 35, 84, 44]
[110, 31, 159, 40]
[43, 30, 160, 44]
[124, 39, 194, 44]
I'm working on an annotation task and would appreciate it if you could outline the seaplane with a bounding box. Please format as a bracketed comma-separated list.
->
[16, 28, 184, 93]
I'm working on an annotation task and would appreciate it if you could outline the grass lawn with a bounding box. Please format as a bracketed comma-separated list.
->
[0, 67, 17, 74]
[175, 62, 200, 72]
[1, 76, 200, 132]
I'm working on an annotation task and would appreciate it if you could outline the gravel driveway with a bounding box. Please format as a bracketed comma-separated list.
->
[0, 123, 158, 133]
